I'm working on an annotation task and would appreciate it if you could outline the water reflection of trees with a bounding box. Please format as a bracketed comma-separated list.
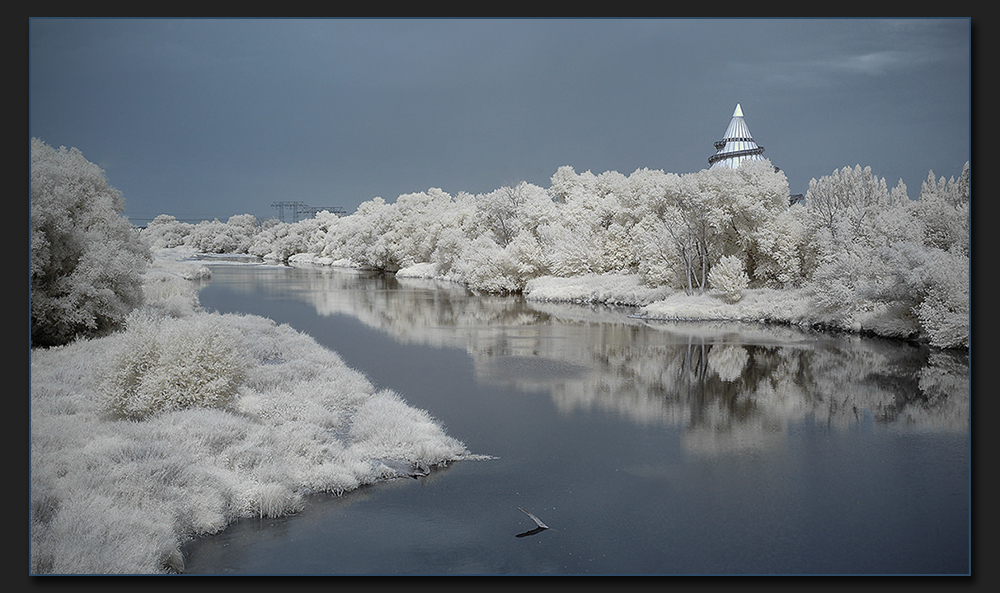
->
[208, 265, 969, 451]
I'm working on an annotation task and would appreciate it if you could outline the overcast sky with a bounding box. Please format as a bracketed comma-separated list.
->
[29, 18, 971, 225]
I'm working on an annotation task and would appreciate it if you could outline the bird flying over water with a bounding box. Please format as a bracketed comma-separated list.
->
[517, 507, 548, 529]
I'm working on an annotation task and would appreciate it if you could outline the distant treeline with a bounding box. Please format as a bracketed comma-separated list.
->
[31, 136, 969, 349]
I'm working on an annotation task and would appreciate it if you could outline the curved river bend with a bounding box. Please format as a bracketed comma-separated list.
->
[180, 262, 970, 575]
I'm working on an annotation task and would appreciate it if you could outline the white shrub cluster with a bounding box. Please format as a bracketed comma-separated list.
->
[99, 311, 251, 420]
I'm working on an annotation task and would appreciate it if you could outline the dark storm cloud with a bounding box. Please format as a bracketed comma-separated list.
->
[29, 18, 970, 224]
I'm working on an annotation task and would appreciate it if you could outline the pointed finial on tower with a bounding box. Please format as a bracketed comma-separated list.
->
[733, 103, 743, 117]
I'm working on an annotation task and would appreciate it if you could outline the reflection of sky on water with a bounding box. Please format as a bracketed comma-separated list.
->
[202, 263, 969, 456]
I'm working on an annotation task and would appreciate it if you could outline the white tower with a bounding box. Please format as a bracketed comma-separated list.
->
[708, 103, 766, 169]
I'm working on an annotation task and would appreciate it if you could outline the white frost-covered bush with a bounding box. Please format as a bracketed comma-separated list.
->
[538, 222, 602, 277]
[335, 197, 402, 270]
[142, 214, 194, 250]
[100, 311, 251, 420]
[31, 137, 152, 347]
[348, 390, 470, 462]
[247, 220, 313, 261]
[708, 255, 750, 303]
[140, 247, 212, 319]
[454, 235, 524, 293]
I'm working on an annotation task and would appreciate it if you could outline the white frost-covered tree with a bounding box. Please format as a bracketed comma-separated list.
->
[544, 168, 632, 276]
[335, 196, 403, 270]
[805, 166, 921, 336]
[634, 161, 790, 295]
[708, 255, 750, 303]
[248, 217, 321, 262]
[31, 138, 152, 347]
[803, 162, 969, 348]
[187, 216, 250, 254]
[142, 214, 193, 249]
[716, 161, 799, 287]
[910, 164, 969, 255]
[633, 213, 680, 288]
[453, 235, 523, 293]
[383, 188, 468, 269]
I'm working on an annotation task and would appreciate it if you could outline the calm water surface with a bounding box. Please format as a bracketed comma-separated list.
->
[181, 261, 970, 575]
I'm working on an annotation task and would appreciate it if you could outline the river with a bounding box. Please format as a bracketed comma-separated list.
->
[179, 261, 970, 575]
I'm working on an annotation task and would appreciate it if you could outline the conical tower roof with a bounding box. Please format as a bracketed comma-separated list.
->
[708, 103, 766, 169]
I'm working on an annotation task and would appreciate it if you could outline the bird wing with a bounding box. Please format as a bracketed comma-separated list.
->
[517, 507, 549, 529]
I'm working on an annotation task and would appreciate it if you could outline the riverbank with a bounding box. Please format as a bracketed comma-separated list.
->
[194, 245, 961, 348]
[389, 259, 939, 346]
[30, 252, 483, 574]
